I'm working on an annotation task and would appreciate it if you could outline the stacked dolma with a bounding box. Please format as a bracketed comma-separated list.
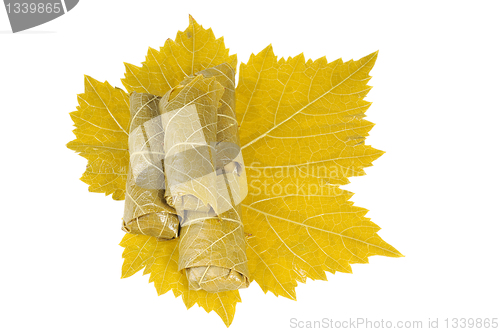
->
[123, 63, 249, 292]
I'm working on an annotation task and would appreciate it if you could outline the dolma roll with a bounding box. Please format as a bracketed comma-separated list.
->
[122, 92, 179, 240]
[160, 72, 249, 292]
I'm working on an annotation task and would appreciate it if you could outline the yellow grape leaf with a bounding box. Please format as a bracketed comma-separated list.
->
[68, 16, 402, 327]
[67, 75, 130, 200]
[121, 15, 237, 96]
[120, 234, 241, 327]
[235, 45, 403, 298]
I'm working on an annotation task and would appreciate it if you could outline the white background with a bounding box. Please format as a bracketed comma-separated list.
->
[1, 1, 499, 331]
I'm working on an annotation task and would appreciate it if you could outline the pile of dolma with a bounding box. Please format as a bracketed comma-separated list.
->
[122, 63, 249, 292]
